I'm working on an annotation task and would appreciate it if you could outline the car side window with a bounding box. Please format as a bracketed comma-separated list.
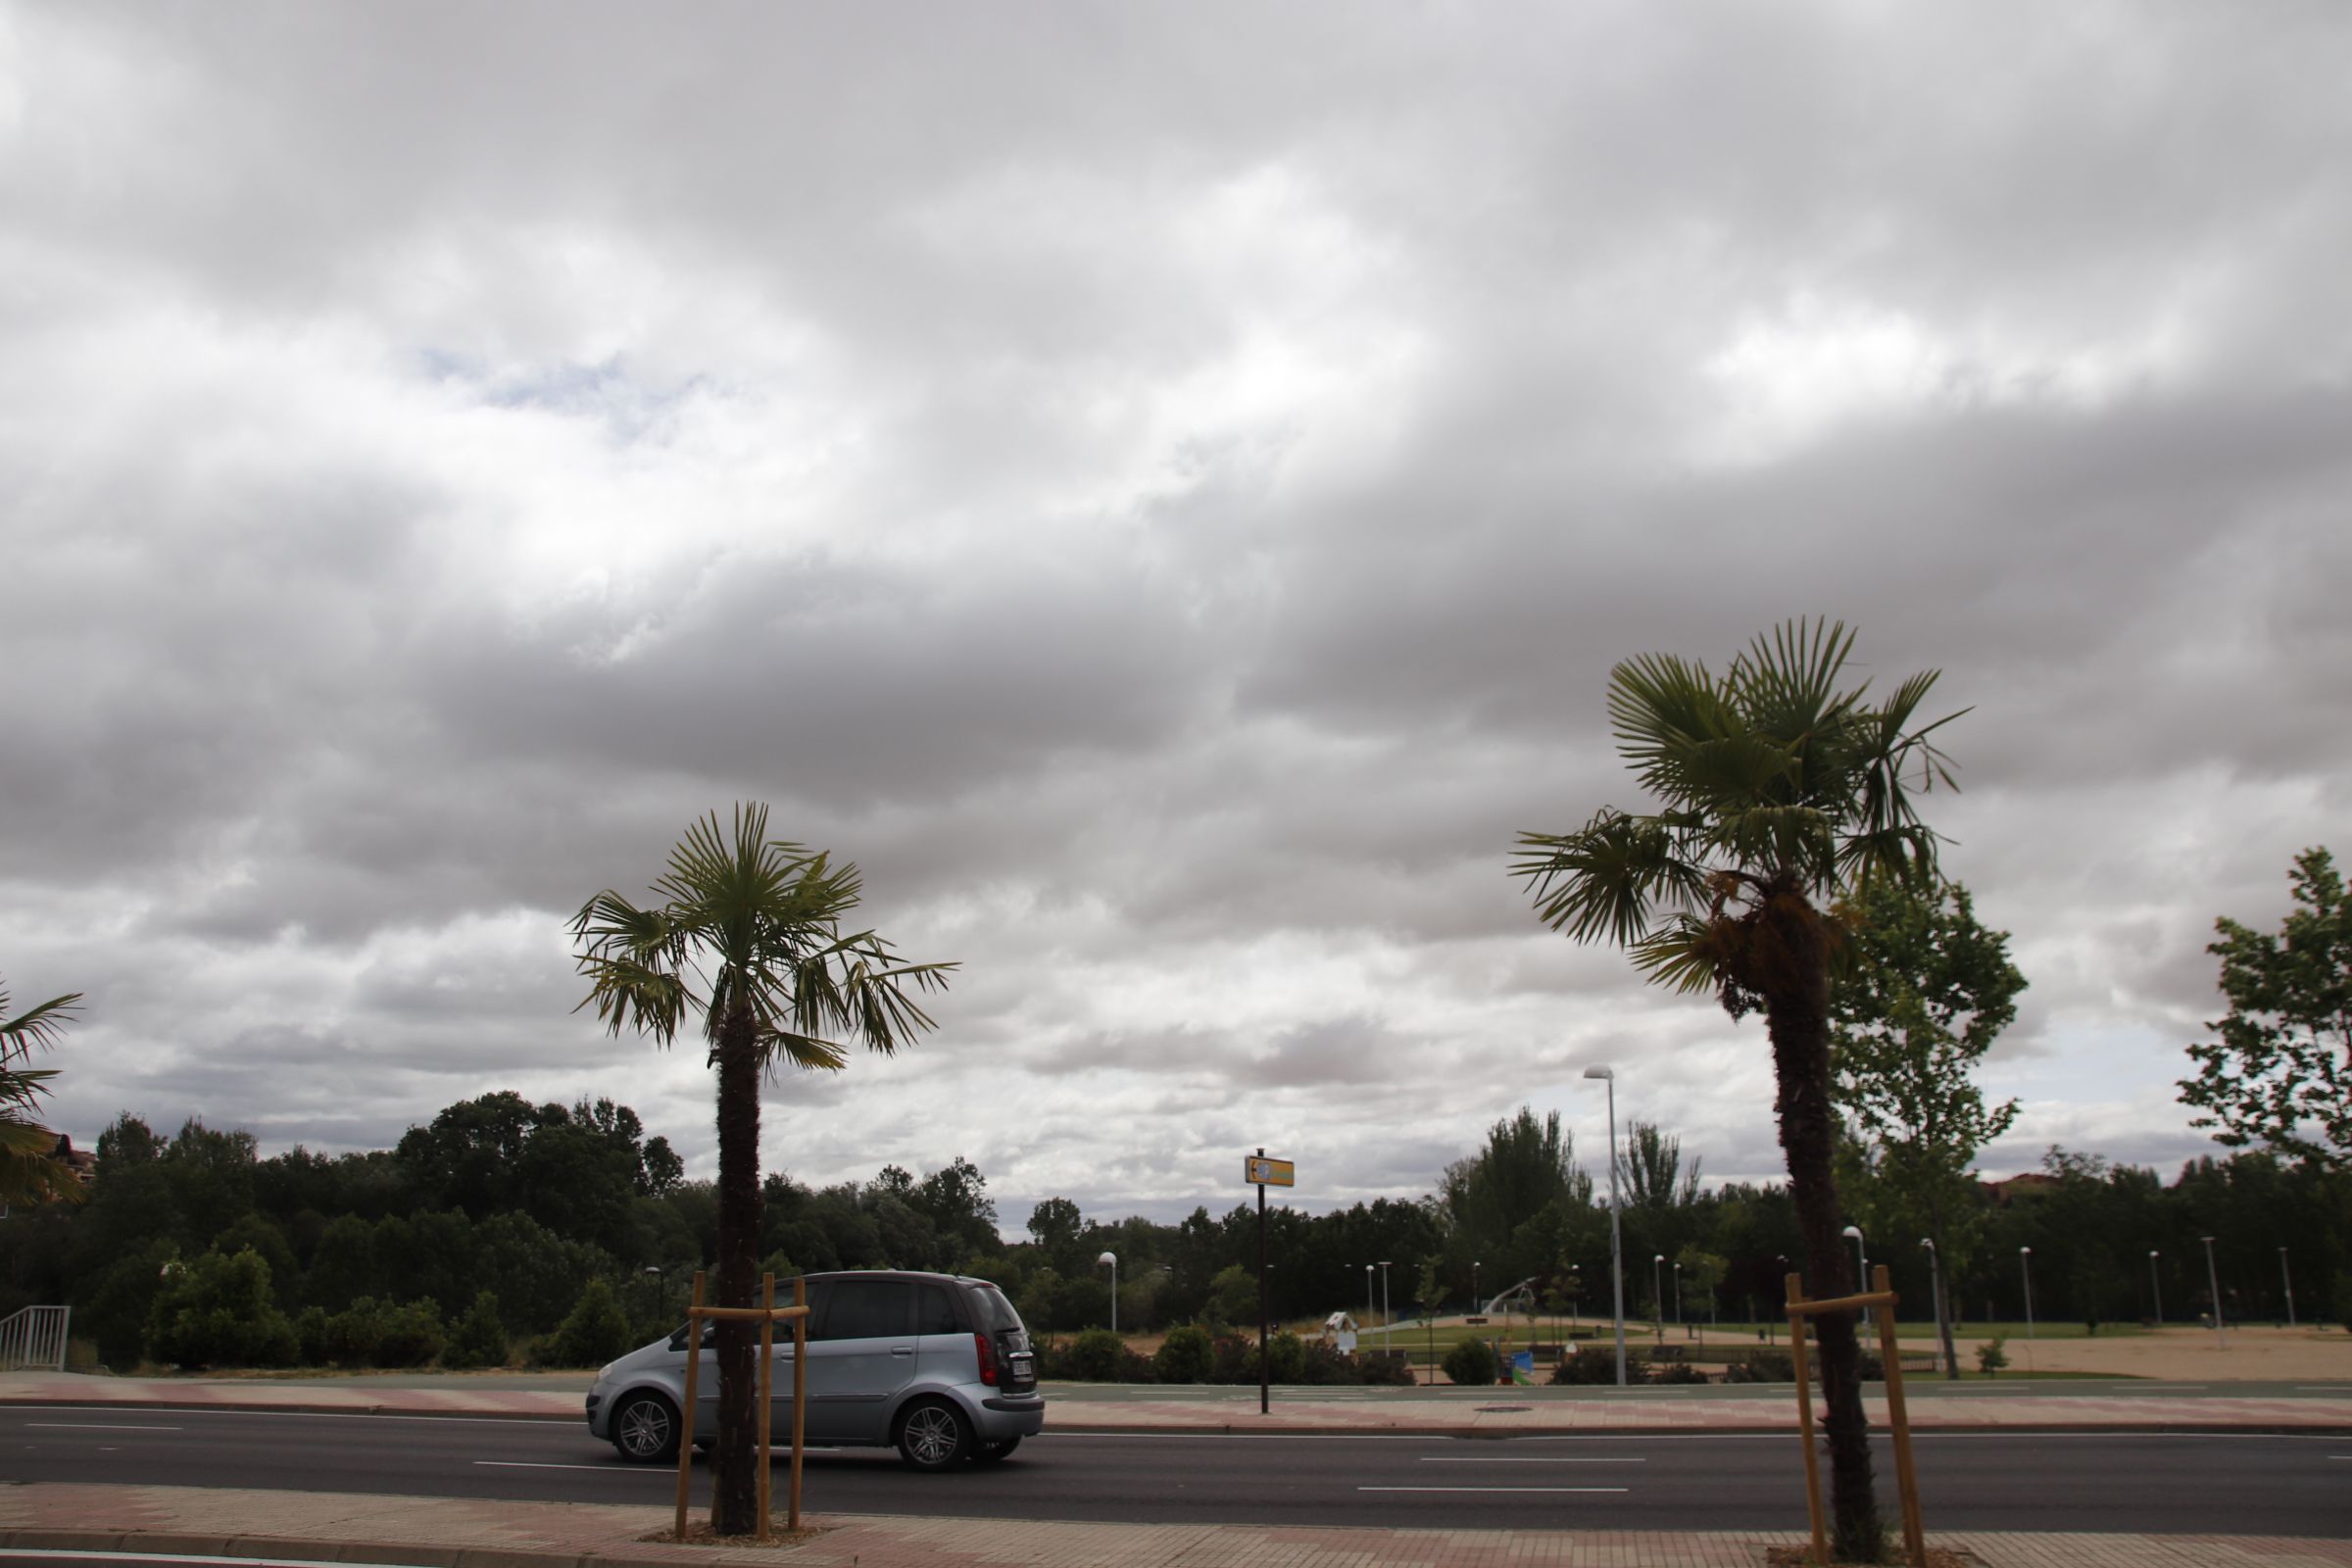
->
[815, 1278, 913, 1341]
[912, 1283, 960, 1335]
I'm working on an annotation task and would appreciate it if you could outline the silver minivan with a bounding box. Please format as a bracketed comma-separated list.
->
[584, 1269, 1043, 1470]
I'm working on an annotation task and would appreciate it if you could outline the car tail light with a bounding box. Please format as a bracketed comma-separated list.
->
[974, 1332, 1000, 1387]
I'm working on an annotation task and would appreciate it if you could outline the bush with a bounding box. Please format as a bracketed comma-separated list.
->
[1154, 1324, 1213, 1384]
[1549, 1345, 1619, 1385]
[1066, 1328, 1127, 1382]
[1357, 1349, 1418, 1386]
[145, 1250, 299, 1369]
[441, 1291, 510, 1370]
[1265, 1330, 1305, 1384]
[294, 1306, 330, 1366]
[1720, 1349, 1794, 1383]
[1976, 1336, 2009, 1377]
[373, 1299, 446, 1368]
[322, 1297, 391, 1366]
[1441, 1337, 1500, 1387]
[1649, 1361, 1709, 1384]
[545, 1278, 635, 1368]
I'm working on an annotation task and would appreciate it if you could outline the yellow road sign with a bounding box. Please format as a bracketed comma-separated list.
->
[1245, 1155, 1295, 1187]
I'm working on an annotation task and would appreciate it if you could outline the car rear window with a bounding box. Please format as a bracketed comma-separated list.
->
[817, 1278, 913, 1341]
[967, 1283, 1024, 1334]
[912, 1283, 962, 1335]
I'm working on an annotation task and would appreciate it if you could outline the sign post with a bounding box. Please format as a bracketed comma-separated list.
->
[1243, 1151, 1295, 1415]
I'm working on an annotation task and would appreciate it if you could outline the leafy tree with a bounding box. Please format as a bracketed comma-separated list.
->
[1441, 1336, 1500, 1387]
[2180, 847, 2352, 1170]
[1439, 1106, 1591, 1296]
[545, 1276, 634, 1368]
[440, 1290, 511, 1369]
[1514, 618, 1960, 1561]
[1831, 878, 2025, 1377]
[148, 1250, 298, 1368]
[1027, 1196, 1087, 1273]
[1, 978, 86, 1208]
[1621, 1121, 1701, 1214]
[571, 804, 954, 1536]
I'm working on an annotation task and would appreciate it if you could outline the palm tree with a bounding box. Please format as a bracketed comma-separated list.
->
[1511, 619, 1960, 1563]
[1, 978, 87, 1208]
[572, 805, 955, 1535]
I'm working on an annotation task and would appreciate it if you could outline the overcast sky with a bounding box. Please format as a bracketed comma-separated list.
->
[6, 3, 2348, 1229]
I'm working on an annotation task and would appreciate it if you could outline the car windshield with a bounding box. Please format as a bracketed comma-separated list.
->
[968, 1283, 1023, 1334]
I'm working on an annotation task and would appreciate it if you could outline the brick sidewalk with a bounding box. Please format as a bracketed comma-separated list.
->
[6, 1483, 2351, 1568]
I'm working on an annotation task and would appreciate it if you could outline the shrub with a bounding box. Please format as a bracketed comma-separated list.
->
[1441, 1337, 1500, 1388]
[1067, 1328, 1127, 1382]
[1154, 1324, 1213, 1384]
[545, 1278, 635, 1368]
[1976, 1336, 2009, 1377]
[1265, 1330, 1305, 1385]
[294, 1306, 330, 1366]
[1720, 1349, 1795, 1383]
[1548, 1345, 1619, 1385]
[322, 1297, 391, 1367]
[145, 1250, 299, 1369]
[1649, 1361, 1709, 1384]
[373, 1298, 446, 1368]
[440, 1291, 510, 1370]
[1357, 1349, 1418, 1386]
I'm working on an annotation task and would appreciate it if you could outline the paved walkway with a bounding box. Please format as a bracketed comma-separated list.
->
[6, 1483, 2352, 1568]
[6, 1370, 2350, 1435]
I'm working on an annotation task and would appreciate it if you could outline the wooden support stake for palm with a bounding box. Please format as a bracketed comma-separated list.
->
[1784, 1272, 1829, 1565]
[790, 1275, 807, 1530]
[673, 1271, 706, 1541]
[758, 1272, 775, 1536]
[1872, 1265, 1927, 1566]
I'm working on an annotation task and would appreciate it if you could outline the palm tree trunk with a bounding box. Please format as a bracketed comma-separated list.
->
[1760, 896, 1886, 1563]
[711, 999, 764, 1536]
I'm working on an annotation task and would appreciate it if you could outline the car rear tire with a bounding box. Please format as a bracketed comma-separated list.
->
[974, 1435, 1021, 1463]
[895, 1398, 973, 1471]
[612, 1392, 681, 1464]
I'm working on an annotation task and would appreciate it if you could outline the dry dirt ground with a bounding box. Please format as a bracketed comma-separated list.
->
[1917, 1323, 2352, 1381]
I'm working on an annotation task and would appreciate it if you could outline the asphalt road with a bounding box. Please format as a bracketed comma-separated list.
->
[6, 1405, 2347, 1537]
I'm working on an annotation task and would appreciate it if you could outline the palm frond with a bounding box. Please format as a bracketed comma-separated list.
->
[0, 988, 82, 1062]
[1512, 808, 1709, 946]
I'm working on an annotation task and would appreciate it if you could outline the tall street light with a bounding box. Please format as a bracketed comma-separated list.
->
[1841, 1224, 1867, 1291]
[1473, 1259, 1482, 1314]
[2201, 1235, 2226, 1348]
[2279, 1248, 2296, 1329]
[1365, 1263, 1376, 1333]
[1099, 1251, 1118, 1337]
[2019, 1246, 2036, 1341]
[1921, 1239, 1948, 1377]
[1583, 1064, 1628, 1387]
[2148, 1250, 2163, 1326]
[1378, 1260, 1393, 1332]
[1651, 1253, 1665, 1343]
[1673, 1259, 1684, 1327]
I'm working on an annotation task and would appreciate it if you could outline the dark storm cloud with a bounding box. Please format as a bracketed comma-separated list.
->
[6, 1, 2350, 1213]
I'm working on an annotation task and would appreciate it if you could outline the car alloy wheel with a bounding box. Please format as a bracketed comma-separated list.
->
[896, 1399, 971, 1470]
[613, 1393, 679, 1463]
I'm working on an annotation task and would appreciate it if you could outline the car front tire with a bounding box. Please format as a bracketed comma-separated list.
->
[894, 1398, 973, 1471]
[612, 1392, 681, 1464]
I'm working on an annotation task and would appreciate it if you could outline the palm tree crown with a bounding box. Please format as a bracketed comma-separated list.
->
[2, 978, 86, 1207]
[571, 804, 955, 1070]
[1512, 617, 1963, 1003]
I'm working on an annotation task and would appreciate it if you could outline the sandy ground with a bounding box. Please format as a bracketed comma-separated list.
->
[1918, 1323, 2352, 1380]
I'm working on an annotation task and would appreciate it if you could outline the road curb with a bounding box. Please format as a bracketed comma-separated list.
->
[0, 1524, 674, 1566]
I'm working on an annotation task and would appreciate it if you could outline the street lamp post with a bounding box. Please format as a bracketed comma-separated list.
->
[1099, 1251, 1118, 1337]
[1673, 1260, 1684, 1328]
[1378, 1260, 1393, 1332]
[1651, 1254, 1665, 1343]
[1921, 1239, 1948, 1377]
[1365, 1264, 1376, 1334]
[1772, 1254, 1788, 1343]
[2201, 1236, 2226, 1348]
[1583, 1064, 1629, 1387]
[2020, 1246, 2035, 1340]
[2280, 1248, 2296, 1329]
[1841, 1224, 1867, 1292]
[2149, 1250, 2163, 1326]
[1473, 1259, 1482, 1314]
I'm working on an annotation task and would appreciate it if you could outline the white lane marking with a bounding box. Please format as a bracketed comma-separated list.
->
[2138, 1385, 2209, 1391]
[1360, 1485, 1630, 1494]
[475, 1460, 662, 1472]
[1419, 1456, 1644, 1463]
[24, 1421, 183, 1432]
[2296, 1386, 2352, 1392]
[1, 1404, 563, 1427]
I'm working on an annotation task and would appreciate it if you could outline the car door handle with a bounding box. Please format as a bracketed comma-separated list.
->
[890, 1346, 914, 1356]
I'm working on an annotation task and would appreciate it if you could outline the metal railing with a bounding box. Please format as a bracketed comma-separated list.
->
[1, 1304, 70, 1371]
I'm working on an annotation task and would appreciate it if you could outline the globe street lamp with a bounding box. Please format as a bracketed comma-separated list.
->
[2020, 1246, 2036, 1342]
[1921, 1239, 1948, 1377]
[1365, 1263, 1376, 1333]
[1673, 1259, 1684, 1327]
[1652, 1253, 1666, 1343]
[1841, 1224, 1867, 1290]
[2148, 1250, 2163, 1326]
[2280, 1247, 2296, 1329]
[1583, 1064, 1629, 1387]
[1099, 1251, 1118, 1336]
[2201, 1235, 2226, 1348]
[1473, 1259, 1482, 1314]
